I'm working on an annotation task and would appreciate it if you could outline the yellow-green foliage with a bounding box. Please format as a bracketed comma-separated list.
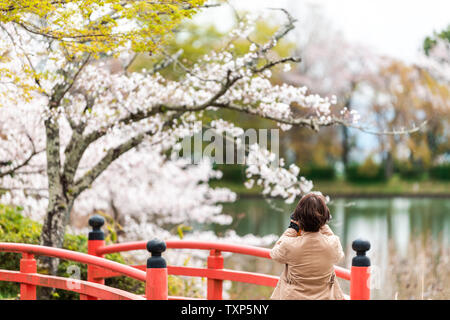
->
[345, 157, 385, 183]
[0, 204, 41, 243]
[168, 275, 204, 298]
[0, 1, 206, 102]
[167, 255, 204, 298]
[0, 0, 206, 55]
[357, 157, 381, 179]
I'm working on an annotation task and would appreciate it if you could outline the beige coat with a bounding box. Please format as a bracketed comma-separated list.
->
[270, 224, 345, 300]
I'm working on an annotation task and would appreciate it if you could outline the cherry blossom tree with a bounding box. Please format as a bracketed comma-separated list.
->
[0, 3, 418, 277]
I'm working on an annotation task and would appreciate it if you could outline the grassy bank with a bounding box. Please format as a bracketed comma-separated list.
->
[210, 176, 450, 198]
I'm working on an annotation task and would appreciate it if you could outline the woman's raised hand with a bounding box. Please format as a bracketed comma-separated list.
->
[289, 213, 300, 232]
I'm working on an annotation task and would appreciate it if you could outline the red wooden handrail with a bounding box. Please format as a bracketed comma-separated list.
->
[97, 240, 273, 258]
[96, 240, 352, 281]
[0, 242, 149, 300]
[0, 242, 146, 282]
[0, 270, 145, 300]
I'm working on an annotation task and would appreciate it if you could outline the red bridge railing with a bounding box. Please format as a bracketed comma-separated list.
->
[0, 215, 371, 300]
[0, 242, 146, 300]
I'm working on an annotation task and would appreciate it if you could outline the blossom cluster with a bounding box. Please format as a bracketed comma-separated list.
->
[245, 144, 313, 204]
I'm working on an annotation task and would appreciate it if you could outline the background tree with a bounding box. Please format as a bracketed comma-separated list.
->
[281, 5, 378, 171]
[363, 58, 449, 178]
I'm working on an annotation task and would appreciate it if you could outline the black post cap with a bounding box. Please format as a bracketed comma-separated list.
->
[352, 239, 371, 267]
[88, 215, 105, 240]
[147, 238, 167, 269]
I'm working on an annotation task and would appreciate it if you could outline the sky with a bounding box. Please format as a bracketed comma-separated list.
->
[198, 0, 450, 63]
[300, 0, 450, 62]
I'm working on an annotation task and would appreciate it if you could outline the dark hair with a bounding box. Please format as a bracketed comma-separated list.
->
[293, 193, 330, 232]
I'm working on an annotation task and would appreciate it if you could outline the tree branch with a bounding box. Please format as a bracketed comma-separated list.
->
[49, 54, 91, 109]
[0, 134, 43, 178]
[69, 111, 182, 198]
[210, 101, 428, 135]
[150, 49, 184, 74]
[0, 24, 47, 94]
[252, 56, 301, 73]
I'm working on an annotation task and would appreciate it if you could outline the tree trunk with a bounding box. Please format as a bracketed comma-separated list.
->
[341, 88, 355, 171]
[38, 119, 71, 298]
[341, 124, 350, 170]
[384, 151, 394, 180]
[38, 196, 71, 299]
[40, 197, 70, 273]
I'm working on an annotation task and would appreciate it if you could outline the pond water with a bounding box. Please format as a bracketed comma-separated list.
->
[207, 196, 450, 299]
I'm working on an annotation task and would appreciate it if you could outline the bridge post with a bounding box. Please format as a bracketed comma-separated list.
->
[84, 215, 105, 300]
[146, 238, 168, 300]
[350, 239, 371, 300]
[20, 253, 36, 300]
[207, 249, 224, 300]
